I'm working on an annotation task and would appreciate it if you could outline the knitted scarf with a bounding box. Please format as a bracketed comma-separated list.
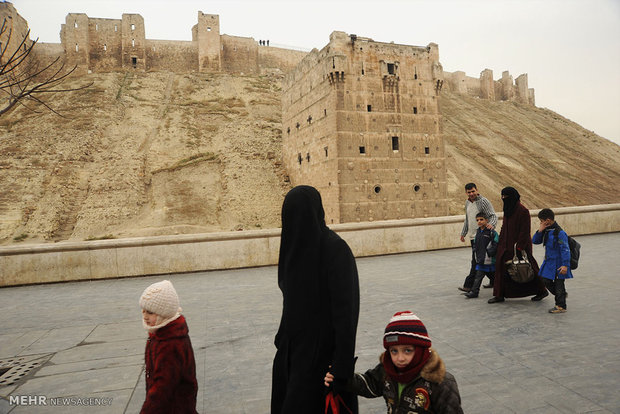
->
[382, 347, 431, 384]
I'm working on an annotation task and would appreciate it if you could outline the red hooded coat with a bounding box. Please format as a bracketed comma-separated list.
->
[141, 315, 198, 414]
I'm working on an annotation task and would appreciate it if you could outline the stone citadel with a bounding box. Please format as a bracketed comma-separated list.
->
[1, 2, 535, 225]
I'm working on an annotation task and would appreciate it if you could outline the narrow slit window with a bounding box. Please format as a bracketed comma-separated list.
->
[75, 43, 79, 52]
[306, 153, 311, 162]
[392, 136, 399, 151]
[367, 105, 372, 112]
[131, 57, 137, 67]
[103, 44, 107, 51]
[298, 153, 302, 165]
[425, 147, 430, 154]
[131, 24, 135, 31]
[74, 21, 78, 29]
[115, 25, 118, 32]
[132, 39, 135, 47]
[413, 107, 418, 114]
[324, 147, 328, 157]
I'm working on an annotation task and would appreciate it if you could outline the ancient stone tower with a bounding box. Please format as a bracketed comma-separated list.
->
[61, 12, 146, 71]
[282, 32, 448, 224]
[193, 12, 221, 72]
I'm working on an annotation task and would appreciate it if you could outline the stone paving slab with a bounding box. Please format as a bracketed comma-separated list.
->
[0, 232, 618, 413]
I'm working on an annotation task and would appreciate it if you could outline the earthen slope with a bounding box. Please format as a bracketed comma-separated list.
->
[0, 72, 618, 245]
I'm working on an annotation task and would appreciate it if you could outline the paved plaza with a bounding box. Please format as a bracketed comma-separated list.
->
[0, 232, 619, 413]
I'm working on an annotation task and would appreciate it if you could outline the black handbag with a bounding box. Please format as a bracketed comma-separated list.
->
[505, 243, 534, 283]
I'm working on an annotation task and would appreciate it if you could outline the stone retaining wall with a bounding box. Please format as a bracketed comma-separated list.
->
[1, 204, 618, 286]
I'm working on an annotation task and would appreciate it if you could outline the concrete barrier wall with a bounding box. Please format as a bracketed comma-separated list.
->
[1, 204, 619, 287]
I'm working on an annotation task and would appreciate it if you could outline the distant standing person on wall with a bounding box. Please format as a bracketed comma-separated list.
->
[271, 185, 360, 413]
[458, 183, 497, 293]
[488, 187, 548, 303]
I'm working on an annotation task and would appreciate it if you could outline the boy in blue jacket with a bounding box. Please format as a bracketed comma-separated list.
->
[532, 208, 573, 313]
[464, 212, 499, 299]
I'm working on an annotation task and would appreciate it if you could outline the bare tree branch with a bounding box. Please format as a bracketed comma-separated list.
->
[0, 17, 92, 117]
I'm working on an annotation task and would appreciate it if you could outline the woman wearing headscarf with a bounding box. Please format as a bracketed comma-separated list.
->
[271, 185, 360, 413]
[488, 187, 548, 303]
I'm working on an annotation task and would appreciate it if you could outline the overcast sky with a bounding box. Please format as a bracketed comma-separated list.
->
[10, 0, 620, 145]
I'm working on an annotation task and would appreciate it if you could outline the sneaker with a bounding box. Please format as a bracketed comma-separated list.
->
[549, 306, 567, 313]
[457, 287, 471, 293]
[464, 292, 478, 299]
[531, 291, 549, 301]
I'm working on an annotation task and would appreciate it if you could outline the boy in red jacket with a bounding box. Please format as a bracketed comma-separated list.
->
[139, 280, 198, 414]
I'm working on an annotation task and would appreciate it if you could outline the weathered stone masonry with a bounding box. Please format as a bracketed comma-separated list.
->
[1, 2, 537, 225]
[282, 32, 449, 224]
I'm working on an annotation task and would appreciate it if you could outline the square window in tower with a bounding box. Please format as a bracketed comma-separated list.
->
[367, 105, 372, 112]
[425, 147, 430, 154]
[359, 146, 366, 154]
[387, 63, 395, 75]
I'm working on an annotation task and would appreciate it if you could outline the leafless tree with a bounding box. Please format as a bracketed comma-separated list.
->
[0, 17, 90, 117]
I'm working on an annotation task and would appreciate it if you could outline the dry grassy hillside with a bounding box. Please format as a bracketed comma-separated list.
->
[0, 71, 290, 244]
[441, 92, 620, 214]
[0, 72, 619, 245]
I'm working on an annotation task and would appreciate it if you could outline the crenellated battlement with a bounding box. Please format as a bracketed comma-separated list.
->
[0, 2, 306, 75]
[442, 69, 535, 105]
[0, 1, 535, 109]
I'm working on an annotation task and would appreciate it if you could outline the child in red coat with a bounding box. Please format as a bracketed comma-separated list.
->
[139, 280, 198, 414]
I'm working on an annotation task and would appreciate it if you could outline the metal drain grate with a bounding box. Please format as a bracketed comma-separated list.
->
[0, 354, 52, 386]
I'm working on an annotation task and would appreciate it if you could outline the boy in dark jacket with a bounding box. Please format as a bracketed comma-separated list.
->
[532, 208, 573, 313]
[464, 212, 499, 298]
[139, 280, 198, 414]
[325, 311, 463, 414]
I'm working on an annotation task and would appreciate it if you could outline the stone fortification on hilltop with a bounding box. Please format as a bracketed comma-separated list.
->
[443, 69, 535, 105]
[0, 2, 306, 75]
[1, 1, 534, 105]
[282, 32, 447, 224]
[3, 3, 616, 245]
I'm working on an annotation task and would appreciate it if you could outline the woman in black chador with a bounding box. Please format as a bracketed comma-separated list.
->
[271, 186, 360, 413]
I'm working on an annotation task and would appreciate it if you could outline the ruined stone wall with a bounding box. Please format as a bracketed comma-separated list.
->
[443, 68, 535, 105]
[195, 12, 221, 72]
[121, 14, 146, 71]
[0, 2, 33, 64]
[258, 46, 307, 73]
[31, 42, 65, 69]
[221, 35, 258, 74]
[145, 40, 197, 72]
[5, 4, 305, 76]
[283, 31, 448, 224]
[61, 13, 90, 74]
[86, 18, 122, 72]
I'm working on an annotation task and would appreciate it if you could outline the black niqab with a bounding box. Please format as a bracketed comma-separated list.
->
[501, 186, 521, 218]
[277, 185, 327, 334]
